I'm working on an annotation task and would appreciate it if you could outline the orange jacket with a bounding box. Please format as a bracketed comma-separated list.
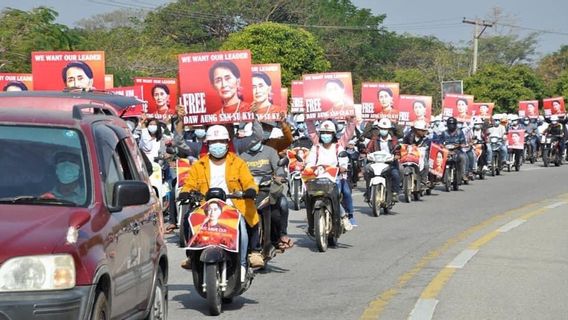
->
[182, 152, 259, 227]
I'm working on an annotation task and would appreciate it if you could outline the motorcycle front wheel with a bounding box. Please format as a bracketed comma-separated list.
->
[452, 168, 459, 191]
[443, 170, 451, 192]
[314, 207, 329, 252]
[371, 185, 381, 217]
[292, 180, 301, 211]
[543, 149, 549, 167]
[206, 263, 222, 316]
[402, 175, 412, 203]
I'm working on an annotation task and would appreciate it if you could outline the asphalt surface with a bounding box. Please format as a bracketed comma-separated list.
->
[164, 161, 568, 320]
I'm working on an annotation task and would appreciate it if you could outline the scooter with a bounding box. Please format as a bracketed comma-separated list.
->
[287, 147, 309, 211]
[472, 138, 486, 180]
[507, 147, 523, 172]
[150, 157, 171, 216]
[365, 150, 395, 217]
[180, 188, 254, 316]
[489, 136, 505, 176]
[400, 144, 425, 202]
[542, 134, 563, 167]
[346, 144, 361, 187]
[443, 143, 460, 192]
[524, 132, 537, 164]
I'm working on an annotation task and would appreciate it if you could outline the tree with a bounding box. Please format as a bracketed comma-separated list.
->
[476, 34, 539, 66]
[221, 22, 330, 85]
[537, 45, 568, 87]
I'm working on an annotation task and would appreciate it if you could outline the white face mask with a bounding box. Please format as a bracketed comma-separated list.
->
[147, 125, 158, 134]
[56, 161, 80, 184]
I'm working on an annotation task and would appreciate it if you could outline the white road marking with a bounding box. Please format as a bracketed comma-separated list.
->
[408, 299, 439, 320]
[446, 249, 479, 269]
[497, 219, 526, 232]
[545, 201, 566, 209]
[522, 167, 544, 171]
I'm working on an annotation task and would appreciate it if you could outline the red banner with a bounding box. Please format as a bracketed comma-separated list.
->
[133, 77, 177, 121]
[472, 102, 494, 120]
[361, 82, 400, 122]
[31, 51, 105, 90]
[287, 147, 310, 172]
[442, 94, 474, 122]
[104, 74, 114, 89]
[281, 87, 288, 112]
[543, 97, 565, 116]
[303, 72, 354, 121]
[0, 73, 33, 91]
[178, 50, 253, 124]
[429, 143, 448, 178]
[518, 100, 539, 118]
[187, 199, 240, 252]
[301, 165, 339, 182]
[507, 130, 525, 150]
[398, 95, 432, 125]
[251, 64, 284, 121]
[106, 86, 145, 117]
[291, 80, 304, 114]
[176, 158, 192, 189]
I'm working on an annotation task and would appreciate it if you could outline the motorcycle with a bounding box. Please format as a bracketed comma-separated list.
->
[176, 158, 193, 247]
[287, 147, 309, 211]
[542, 134, 563, 167]
[524, 132, 537, 164]
[443, 143, 460, 192]
[302, 163, 344, 252]
[489, 136, 505, 176]
[150, 156, 172, 216]
[180, 188, 254, 316]
[472, 138, 486, 180]
[508, 147, 523, 172]
[365, 150, 396, 216]
[400, 144, 426, 202]
[346, 144, 361, 187]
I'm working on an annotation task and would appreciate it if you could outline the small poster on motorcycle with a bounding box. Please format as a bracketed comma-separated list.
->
[472, 102, 494, 119]
[176, 158, 192, 189]
[301, 165, 339, 182]
[543, 97, 565, 116]
[104, 74, 114, 89]
[442, 94, 474, 122]
[519, 100, 539, 118]
[281, 87, 288, 112]
[106, 85, 145, 117]
[0, 73, 33, 91]
[429, 143, 448, 178]
[31, 51, 105, 90]
[287, 147, 310, 172]
[400, 144, 426, 170]
[133, 77, 178, 121]
[507, 130, 525, 150]
[291, 80, 304, 114]
[361, 82, 400, 122]
[251, 64, 284, 121]
[398, 95, 432, 125]
[303, 72, 355, 121]
[187, 199, 240, 252]
[178, 50, 253, 125]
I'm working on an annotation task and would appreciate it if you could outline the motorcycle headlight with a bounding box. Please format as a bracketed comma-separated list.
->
[490, 137, 498, 143]
[0, 254, 75, 292]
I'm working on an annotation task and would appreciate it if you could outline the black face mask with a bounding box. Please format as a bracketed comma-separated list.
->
[447, 123, 457, 132]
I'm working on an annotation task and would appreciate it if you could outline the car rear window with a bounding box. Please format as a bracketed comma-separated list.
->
[0, 125, 90, 206]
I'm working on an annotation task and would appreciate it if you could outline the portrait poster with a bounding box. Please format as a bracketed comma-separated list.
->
[398, 95, 432, 125]
[281, 87, 288, 112]
[0, 73, 33, 91]
[303, 72, 354, 121]
[31, 51, 105, 90]
[133, 77, 177, 120]
[542, 97, 565, 116]
[361, 82, 400, 122]
[251, 64, 284, 121]
[186, 200, 240, 252]
[106, 85, 145, 117]
[472, 102, 494, 119]
[287, 147, 310, 172]
[176, 158, 192, 189]
[301, 165, 339, 182]
[429, 143, 448, 178]
[507, 130, 525, 150]
[290, 80, 304, 114]
[178, 50, 253, 125]
[442, 94, 474, 122]
[518, 100, 539, 118]
[104, 74, 114, 89]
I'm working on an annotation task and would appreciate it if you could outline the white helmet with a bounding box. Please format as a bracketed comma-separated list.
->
[377, 118, 392, 129]
[473, 117, 483, 125]
[293, 113, 305, 123]
[551, 115, 559, 121]
[510, 114, 519, 121]
[413, 120, 428, 130]
[206, 125, 230, 141]
[318, 120, 336, 133]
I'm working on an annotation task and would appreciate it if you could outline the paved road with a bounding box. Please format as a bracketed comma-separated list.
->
[164, 162, 568, 320]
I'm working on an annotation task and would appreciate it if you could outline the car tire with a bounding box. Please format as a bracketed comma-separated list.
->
[91, 291, 110, 320]
[145, 269, 167, 320]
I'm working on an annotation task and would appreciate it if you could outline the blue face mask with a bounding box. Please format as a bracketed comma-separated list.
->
[250, 142, 262, 152]
[379, 129, 389, 137]
[297, 123, 306, 132]
[320, 133, 333, 144]
[263, 130, 272, 140]
[194, 129, 206, 139]
[209, 142, 228, 158]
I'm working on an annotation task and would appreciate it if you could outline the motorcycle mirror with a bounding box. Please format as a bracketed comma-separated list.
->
[166, 146, 176, 155]
[295, 154, 304, 162]
[178, 192, 192, 201]
[277, 157, 289, 167]
[338, 151, 349, 158]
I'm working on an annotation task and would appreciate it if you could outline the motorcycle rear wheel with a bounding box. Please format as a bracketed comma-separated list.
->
[403, 175, 412, 203]
[452, 168, 459, 191]
[543, 149, 549, 167]
[443, 171, 451, 192]
[292, 180, 301, 211]
[314, 208, 329, 252]
[371, 185, 381, 217]
[206, 263, 222, 316]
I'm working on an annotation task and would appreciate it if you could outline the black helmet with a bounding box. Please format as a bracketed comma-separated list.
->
[446, 117, 457, 132]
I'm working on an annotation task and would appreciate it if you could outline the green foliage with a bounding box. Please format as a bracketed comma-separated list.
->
[476, 33, 539, 66]
[552, 70, 568, 97]
[537, 45, 568, 86]
[464, 64, 545, 113]
[394, 68, 441, 112]
[221, 22, 330, 85]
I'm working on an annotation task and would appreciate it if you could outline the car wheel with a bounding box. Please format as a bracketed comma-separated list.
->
[91, 291, 110, 320]
[145, 269, 167, 320]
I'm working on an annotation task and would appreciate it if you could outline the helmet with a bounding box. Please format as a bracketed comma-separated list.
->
[205, 125, 230, 141]
[550, 115, 559, 121]
[413, 120, 428, 131]
[473, 117, 483, 125]
[510, 114, 519, 121]
[293, 113, 305, 123]
[377, 118, 392, 129]
[318, 120, 336, 133]
[446, 117, 457, 132]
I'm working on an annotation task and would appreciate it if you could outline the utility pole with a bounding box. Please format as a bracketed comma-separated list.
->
[462, 18, 494, 74]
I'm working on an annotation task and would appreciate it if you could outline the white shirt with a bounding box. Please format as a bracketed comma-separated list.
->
[487, 125, 506, 138]
[306, 143, 347, 167]
[209, 160, 228, 193]
[139, 128, 161, 161]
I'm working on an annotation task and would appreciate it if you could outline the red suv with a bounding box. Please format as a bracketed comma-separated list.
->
[0, 91, 168, 319]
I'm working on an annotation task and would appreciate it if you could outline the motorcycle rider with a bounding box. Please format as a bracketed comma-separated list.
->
[471, 117, 488, 171]
[306, 119, 356, 232]
[543, 115, 566, 157]
[486, 116, 508, 168]
[459, 120, 476, 180]
[402, 120, 431, 190]
[438, 117, 468, 182]
[181, 125, 260, 274]
[363, 118, 401, 202]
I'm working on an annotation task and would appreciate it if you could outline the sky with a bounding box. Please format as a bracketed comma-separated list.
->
[3, 0, 568, 57]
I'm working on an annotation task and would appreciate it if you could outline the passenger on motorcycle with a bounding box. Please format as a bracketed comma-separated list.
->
[486, 116, 508, 167]
[363, 118, 401, 202]
[459, 120, 476, 179]
[438, 117, 468, 182]
[472, 118, 489, 171]
[181, 125, 259, 274]
[402, 120, 431, 190]
[523, 117, 539, 156]
[306, 119, 357, 231]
